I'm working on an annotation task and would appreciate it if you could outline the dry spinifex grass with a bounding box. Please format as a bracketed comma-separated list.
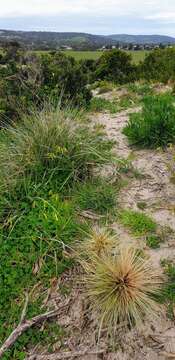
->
[80, 232, 161, 332]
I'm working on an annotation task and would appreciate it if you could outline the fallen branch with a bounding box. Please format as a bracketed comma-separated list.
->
[0, 309, 59, 359]
[27, 349, 105, 359]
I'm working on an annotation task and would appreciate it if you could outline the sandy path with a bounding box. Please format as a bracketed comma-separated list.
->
[91, 108, 175, 360]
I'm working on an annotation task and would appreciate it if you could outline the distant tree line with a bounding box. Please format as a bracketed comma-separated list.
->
[0, 42, 175, 125]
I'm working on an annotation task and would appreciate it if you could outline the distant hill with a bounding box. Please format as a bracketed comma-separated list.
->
[107, 34, 175, 44]
[0, 30, 175, 49]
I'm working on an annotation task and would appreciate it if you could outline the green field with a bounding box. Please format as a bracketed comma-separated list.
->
[63, 50, 148, 63]
[34, 50, 148, 64]
[0, 48, 147, 63]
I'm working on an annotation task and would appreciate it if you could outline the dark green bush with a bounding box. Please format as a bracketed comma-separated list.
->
[95, 49, 138, 84]
[39, 52, 92, 107]
[123, 94, 175, 148]
[0, 51, 92, 124]
[141, 48, 175, 83]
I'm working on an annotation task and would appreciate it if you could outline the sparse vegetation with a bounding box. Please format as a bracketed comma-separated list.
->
[146, 234, 162, 249]
[137, 201, 147, 210]
[88, 97, 119, 113]
[158, 260, 175, 319]
[119, 209, 157, 235]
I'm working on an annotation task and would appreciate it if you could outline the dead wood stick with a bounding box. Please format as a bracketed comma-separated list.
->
[27, 349, 105, 360]
[20, 292, 29, 324]
[0, 309, 59, 359]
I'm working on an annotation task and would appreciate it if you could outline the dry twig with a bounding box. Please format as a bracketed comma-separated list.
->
[0, 309, 62, 359]
[27, 349, 105, 359]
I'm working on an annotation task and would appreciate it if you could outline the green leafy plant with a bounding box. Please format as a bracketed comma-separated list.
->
[123, 94, 175, 148]
[0, 188, 88, 358]
[98, 80, 114, 94]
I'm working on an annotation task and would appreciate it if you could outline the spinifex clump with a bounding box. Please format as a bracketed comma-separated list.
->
[78, 228, 118, 258]
[83, 245, 161, 331]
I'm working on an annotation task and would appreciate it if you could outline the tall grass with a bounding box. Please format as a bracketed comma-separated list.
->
[123, 94, 175, 148]
[0, 107, 114, 192]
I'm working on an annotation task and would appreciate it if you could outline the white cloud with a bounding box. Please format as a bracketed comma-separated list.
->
[0, 0, 174, 35]
[145, 12, 175, 22]
[0, 0, 174, 19]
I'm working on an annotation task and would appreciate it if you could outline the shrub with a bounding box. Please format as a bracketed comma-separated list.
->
[0, 51, 92, 124]
[0, 107, 114, 191]
[82, 246, 160, 330]
[123, 94, 175, 148]
[95, 49, 138, 84]
[141, 48, 175, 83]
[40, 52, 92, 107]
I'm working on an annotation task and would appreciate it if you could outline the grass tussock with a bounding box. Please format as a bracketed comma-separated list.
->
[82, 245, 161, 330]
[0, 107, 114, 192]
[123, 94, 175, 148]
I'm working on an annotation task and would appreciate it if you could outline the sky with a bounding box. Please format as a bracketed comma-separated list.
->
[0, 0, 174, 36]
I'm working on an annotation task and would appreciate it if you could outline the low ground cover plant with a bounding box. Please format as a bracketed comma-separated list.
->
[119, 209, 156, 236]
[123, 94, 175, 148]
